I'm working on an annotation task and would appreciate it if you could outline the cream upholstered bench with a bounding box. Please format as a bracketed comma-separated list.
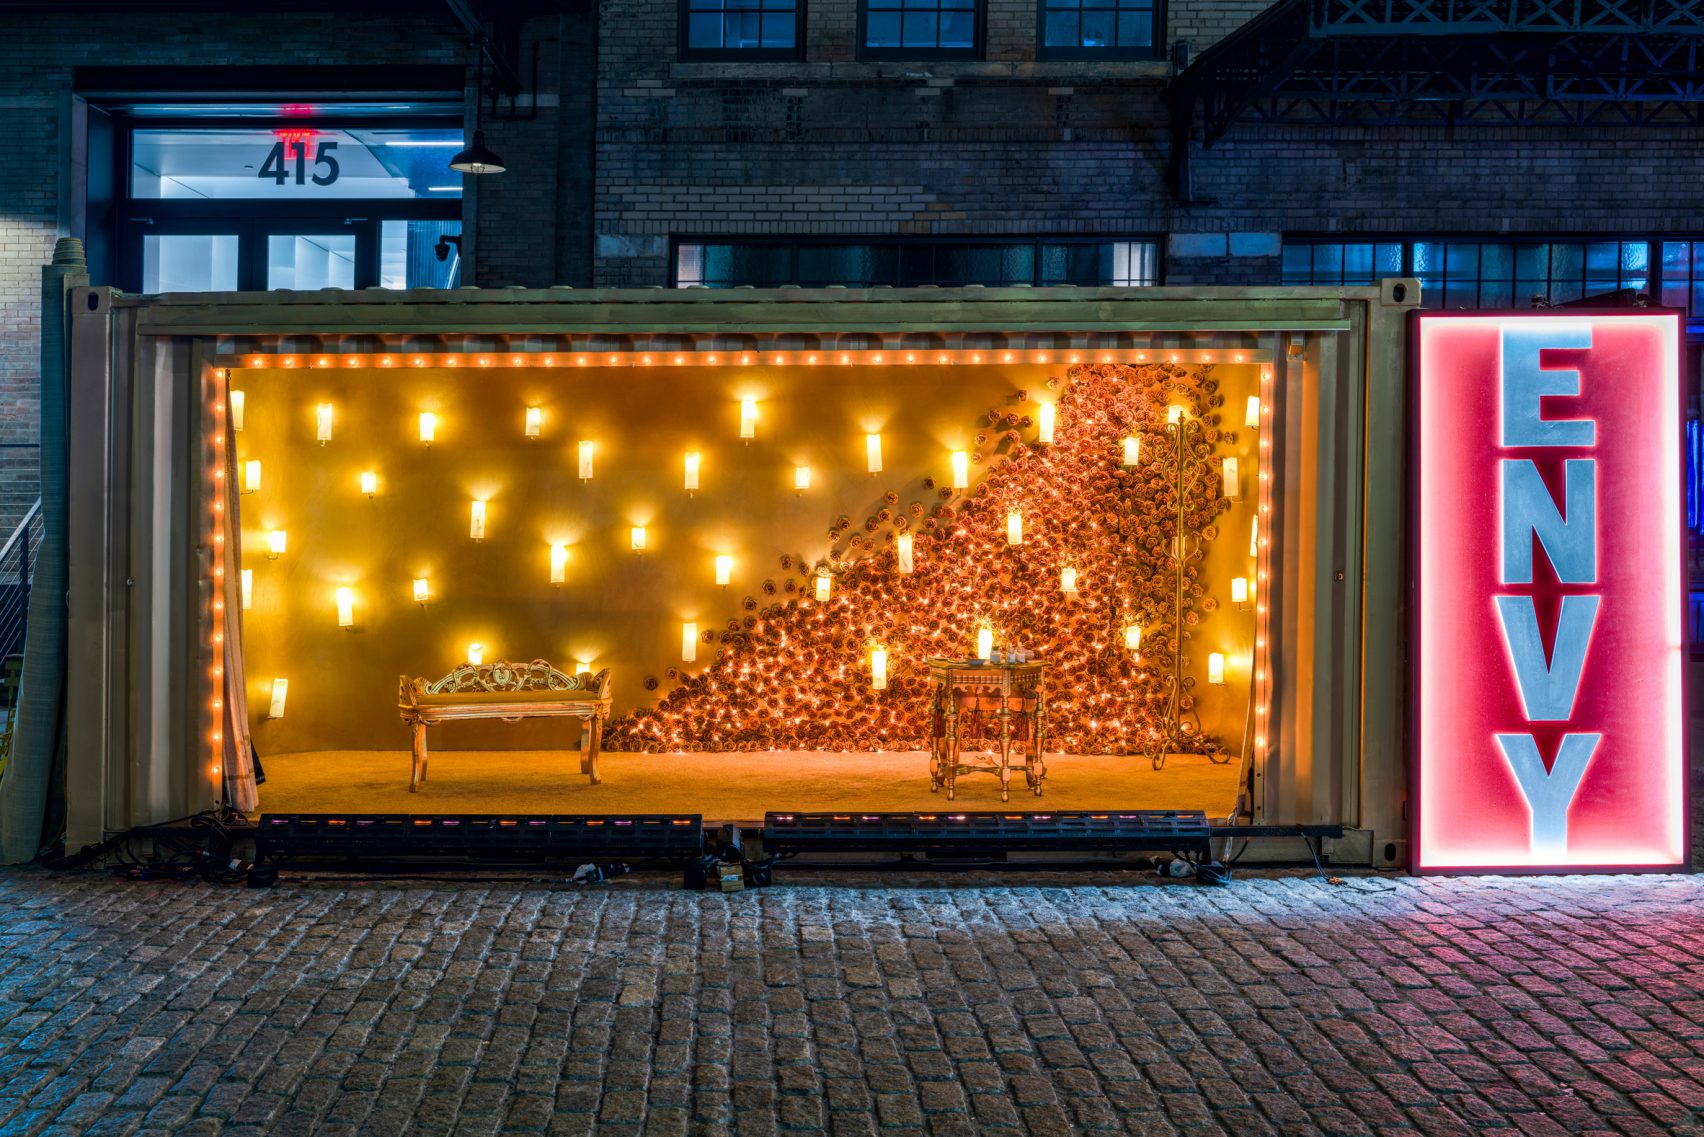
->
[398, 660, 612, 792]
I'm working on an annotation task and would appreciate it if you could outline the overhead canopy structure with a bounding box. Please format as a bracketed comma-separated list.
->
[1168, 0, 1704, 197]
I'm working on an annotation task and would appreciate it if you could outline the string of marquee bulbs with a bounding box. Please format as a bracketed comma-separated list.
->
[604, 360, 1239, 755]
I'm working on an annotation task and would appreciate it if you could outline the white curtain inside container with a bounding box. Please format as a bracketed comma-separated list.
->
[218, 386, 259, 812]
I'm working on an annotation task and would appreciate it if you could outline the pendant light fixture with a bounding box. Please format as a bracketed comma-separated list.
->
[450, 43, 507, 175]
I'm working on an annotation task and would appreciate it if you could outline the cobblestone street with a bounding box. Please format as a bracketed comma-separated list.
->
[2, 861, 1704, 1137]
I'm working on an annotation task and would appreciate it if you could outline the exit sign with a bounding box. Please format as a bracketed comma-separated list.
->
[1411, 310, 1687, 873]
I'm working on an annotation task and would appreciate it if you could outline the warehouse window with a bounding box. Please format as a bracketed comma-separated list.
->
[1282, 238, 1654, 311]
[681, 0, 802, 58]
[1038, 0, 1161, 59]
[860, 0, 981, 58]
[674, 238, 1159, 287]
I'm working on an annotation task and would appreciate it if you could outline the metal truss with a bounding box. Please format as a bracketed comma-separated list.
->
[1167, 0, 1704, 198]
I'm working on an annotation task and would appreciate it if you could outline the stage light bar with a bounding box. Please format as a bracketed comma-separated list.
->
[761, 810, 1211, 856]
[256, 813, 704, 864]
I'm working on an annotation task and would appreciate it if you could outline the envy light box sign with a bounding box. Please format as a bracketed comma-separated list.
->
[1413, 311, 1686, 873]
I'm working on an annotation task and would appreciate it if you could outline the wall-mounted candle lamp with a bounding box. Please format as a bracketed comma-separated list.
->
[895, 533, 914, 574]
[335, 587, 355, 630]
[870, 645, 888, 691]
[230, 391, 246, 432]
[794, 465, 811, 494]
[681, 622, 698, 663]
[575, 661, 592, 676]
[578, 440, 594, 481]
[684, 451, 700, 495]
[1125, 625, 1142, 653]
[976, 626, 994, 661]
[815, 570, 831, 602]
[525, 406, 542, 439]
[950, 451, 968, 491]
[316, 403, 333, 444]
[1037, 402, 1056, 445]
[241, 460, 260, 495]
[359, 470, 377, 498]
[1122, 437, 1140, 466]
[1231, 577, 1250, 608]
[1245, 396, 1261, 429]
[739, 397, 757, 441]
[631, 526, 647, 553]
[267, 677, 288, 719]
[267, 530, 287, 559]
[866, 433, 883, 474]
[469, 499, 487, 541]
[1006, 510, 1023, 546]
[1060, 566, 1078, 595]
[419, 412, 437, 445]
[467, 643, 484, 666]
[240, 569, 253, 610]
[550, 544, 568, 586]
[414, 577, 430, 606]
[1208, 652, 1226, 685]
[714, 555, 733, 587]
[1223, 457, 1241, 500]
[1167, 405, 1186, 425]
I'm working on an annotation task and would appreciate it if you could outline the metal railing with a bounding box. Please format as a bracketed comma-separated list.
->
[0, 497, 42, 783]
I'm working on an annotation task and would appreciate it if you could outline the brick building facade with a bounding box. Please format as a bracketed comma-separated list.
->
[2, 0, 1702, 520]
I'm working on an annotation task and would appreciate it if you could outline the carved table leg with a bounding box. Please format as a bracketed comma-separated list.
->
[998, 704, 1012, 803]
[945, 698, 959, 801]
[586, 714, 604, 786]
[410, 721, 427, 792]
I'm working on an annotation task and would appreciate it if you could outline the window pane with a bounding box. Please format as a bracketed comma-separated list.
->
[142, 234, 239, 293]
[380, 220, 462, 289]
[1375, 243, 1404, 274]
[1080, 10, 1114, 44]
[1281, 244, 1311, 283]
[867, 10, 901, 43]
[1550, 243, 1584, 283]
[676, 243, 706, 286]
[1514, 245, 1547, 279]
[131, 127, 463, 200]
[1116, 10, 1152, 45]
[266, 234, 356, 290]
[1314, 244, 1344, 280]
[1584, 242, 1619, 273]
[1411, 242, 1438, 275]
[1342, 243, 1373, 281]
[1480, 280, 1513, 309]
[1445, 243, 1478, 276]
[1044, 11, 1077, 44]
[1620, 241, 1648, 274]
[869, 0, 977, 48]
[1661, 241, 1689, 278]
[1480, 244, 1513, 285]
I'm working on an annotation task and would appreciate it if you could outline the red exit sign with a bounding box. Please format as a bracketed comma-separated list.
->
[1412, 311, 1687, 873]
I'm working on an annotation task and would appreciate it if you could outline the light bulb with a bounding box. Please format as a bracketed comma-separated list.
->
[336, 587, 354, 629]
[316, 403, 333, 443]
[976, 627, 993, 661]
[1231, 577, 1249, 604]
[714, 555, 733, 587]
[1245, 395, 1261, 429]
[1125, 625, 1141, 652]
[896, 533, 914, 574]
[359, 470, 377, 497]
[469, 499, 487, 541]
[267, 530, 286, 558]
[1037, 403, 1056, 445]
[1208, 652, 1226, 685]
[866, 433, 882, 474]
[230, 390, 246, 431]
[525, 406, 542, 439]
[871, 646, 888, 691]
[1122, 437, 1140, 466]
[794, 465, 811, 493]
[414, 577, 430, 603]
[739, 398, 757, 440]
[1060, 566, 1077, 594]
[419, 412, 436, 443]
[550, 544, 568, 585]
[631, 526, 647, 552]
[467, 643, 484, 666]
[684, 451, 700, 493]
[815, 573, 831, 602]
[242, 460, 260, 494]
[578, 440, 594, 480]
[682, 622, 698, 663]
[1006, 510, 1023, 546]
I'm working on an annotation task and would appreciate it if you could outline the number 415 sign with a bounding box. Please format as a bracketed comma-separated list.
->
[1411, 310, 1687, 874]
[259, 138, 340, 187]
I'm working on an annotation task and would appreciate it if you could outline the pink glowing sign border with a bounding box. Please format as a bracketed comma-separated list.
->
[1410, 310, 1688, 874]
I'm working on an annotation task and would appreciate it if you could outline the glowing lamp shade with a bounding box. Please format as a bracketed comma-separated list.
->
[413, 577, 430, 603]
[895, 533, 914, 573]
[871, 646, 888, 691]
[467, 643, 484, 666]
[1223, 457, 1241, 500]
[267, 530, 287, 558]
[684, 451, 700, 492]
[574, 661, 592, 676]
[630, 526, 647, 552]
[866, 433, 883, 474]
[335, 587, 355, 629]
[544, 543, 567, 585]
[577, 440, 594, 480]
[359, 470, 377, 497]
[1037, 403, 1056, 445]
[1060, 566, 1078, 594]
[1246, 395, 1261, 429]
[1167, 405, 1185, 425]
[681, 622, 698, 663]
[230, 390, 246, 431]
[469, 499, 487, 541]
[1208, 652, 1226, 685]
[316, 403, 333, 443]
[794, 465, 811, 492]
[1231, 577, 1250, 604]
[950, 451, 969, 490]
[815, 572, 831, 602]
[241, 460, 261, 494]
[977, 626, 994, 661]
[267, 677, 288, 719]
[418, 412, 436, 443]
[240, 569, 253, 610]
[1122, 437, 1139, 466]
[739, 397, 757, 440]
[525, 406, 542, 439]
[1125, 625, 1142, 652]
[1006, 510, 1023, 545]
[714, 555, 733, 586]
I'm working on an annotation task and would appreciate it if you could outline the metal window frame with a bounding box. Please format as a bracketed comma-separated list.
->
[678, 0, 807, 61]
[856, 0, 985, 61]
[669, 234, 1164, 288]
[1033, 0, 1164, 62]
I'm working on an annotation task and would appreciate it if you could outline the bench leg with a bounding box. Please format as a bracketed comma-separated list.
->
[411, 723, 428, 792]
[584, 715, 603, 785]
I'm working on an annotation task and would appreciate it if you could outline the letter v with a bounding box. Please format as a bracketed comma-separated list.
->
[1494, 595, 1599, 721]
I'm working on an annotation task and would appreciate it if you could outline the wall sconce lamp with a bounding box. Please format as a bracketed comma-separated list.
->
[316, 403, 333, 444]
[1231, 577, 1250, 609]
[419, 412, 437, 445]
[467, 643, 485, 666]
[1167, 405, 1186, 425]
[267, 677, 288, 719]
[550, 544, 568, 586]
[866, 433, 883, 474]
[241, 460, 260, 495]
[1245, 396, 1261, 429]
[1037, 402, 1056, 445]
[684, 451, 700, 495]
[814, 569, 831, 603]
[525, 406, 542, 439]
[950, 451, 968, 491]
[470, 499, 487, 541]
[1006, 510, 1023, 546]
[895, 533, 914, 574]
[267, 530, 287, 559]
[1124, 624, 1142, 654]
[870, 645, 888, 691]
[1223, 457, 1241, 501]
[1059, 566, 1078, 595]
[414, 577, 431, 606]
[631, 526, 647, 553]
[240, 569, 253, 610]
[1208, 652, 1227, 685]
[794, 465, 811, 494]
[230, 391, 246, 432]
[714, 555, 733, 587]
[578, 440, 595, 481]
[739, 397, 757, 441]
[1122, 437, 1140, 466]
[681, 622, 698, 663]
[359, 470, 378, 498]
[976, 626, 994, 661]
[336, 587, 355, 630]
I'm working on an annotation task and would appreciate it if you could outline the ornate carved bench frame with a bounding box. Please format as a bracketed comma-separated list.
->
[398, 660, 612, 792]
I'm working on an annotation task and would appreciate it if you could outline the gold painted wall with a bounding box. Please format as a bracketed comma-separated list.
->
[235, 359, 1261, 755]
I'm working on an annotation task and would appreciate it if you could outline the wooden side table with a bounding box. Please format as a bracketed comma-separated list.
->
[926, 659, 1049, 801]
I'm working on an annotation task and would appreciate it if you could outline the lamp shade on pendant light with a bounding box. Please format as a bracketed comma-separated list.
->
[449, 130, 506, 175]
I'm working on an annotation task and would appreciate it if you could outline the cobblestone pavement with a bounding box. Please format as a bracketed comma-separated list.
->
[2, 864, 1704, 1137]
